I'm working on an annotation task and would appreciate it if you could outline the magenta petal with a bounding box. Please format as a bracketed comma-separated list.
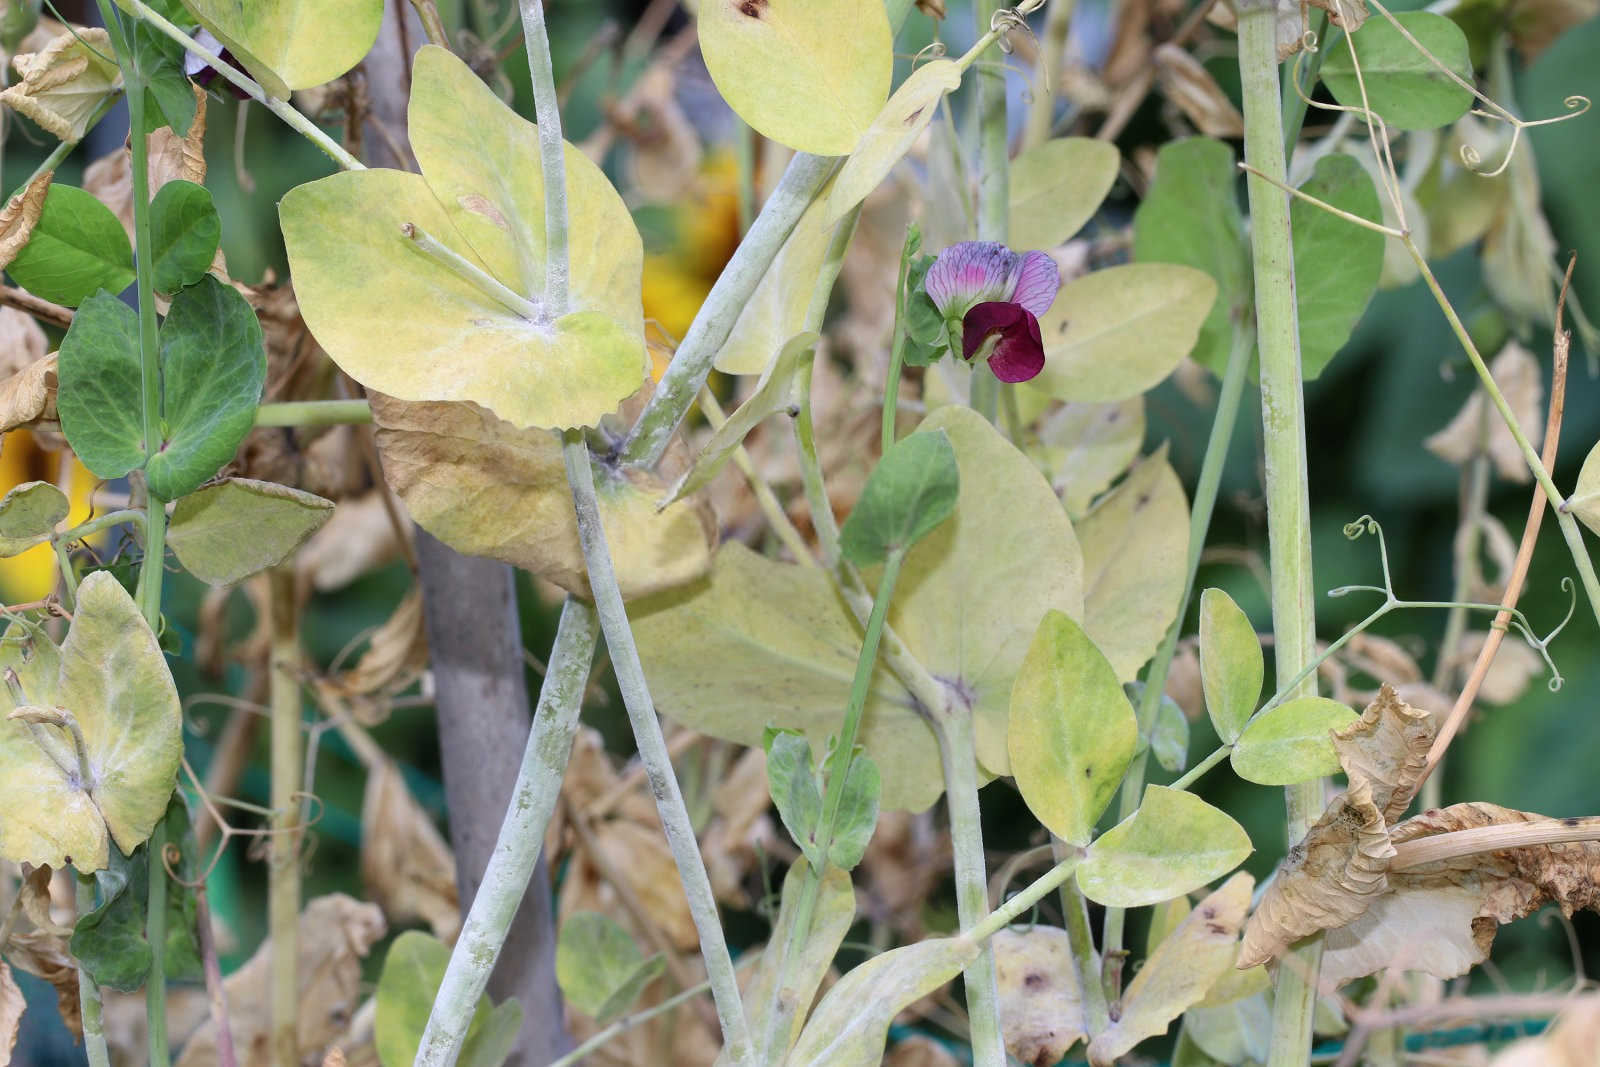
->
[962, 302, 1047, 383]
[1011, 251, 1060, 317]
[924, 241, 1020, 317]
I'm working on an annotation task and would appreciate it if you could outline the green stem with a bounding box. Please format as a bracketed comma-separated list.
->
[252, 400, 373, 428]
[124, 0, 362, 171]
[415, 599, 600, 1067]
[266, 565, 300, 1067]
[1280, 9, 1330, 154]
[1060, 874, 1110, 1034]
[76, 876, 111, 1067]
[145, 819, 170, 1064]
[883, 236, 915, 455]
[758, 549, 906, 1058]
[515, 1, 753, 1058]
[969, 0, 1009, 429]
[935, 709, 1006, 1067]
[56, 509, 144, 545]
[967, 853, 1084, 944]
[1238, 3, 1323, 1062]
[1167, 743, 1233, 792]
[1101, 324, 1254, 972]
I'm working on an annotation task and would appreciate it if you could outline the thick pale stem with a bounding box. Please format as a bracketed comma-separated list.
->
[936, 711, 1006, 1067]
[1060, 875, 1110, 1034]
[76, 877, 111, 1067]
[414, 599, 599, 1067]
[967, 852, 1082, 943]
[1237, 4, 1323, 1063]
[267, 565, 301, 1067]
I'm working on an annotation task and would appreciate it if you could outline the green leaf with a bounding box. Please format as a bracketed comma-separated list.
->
[56, 291, 145, 481]
[71, 795, 203, 991]
[132, 20, 196, 137]
[1086, 873, 1252, 1062]
[555, 912, 666, 1025]
[1131, 137, 1250, 377]
[1009, 138, 1121, 250]
[167, 478, 335, 585]
[788, 937, 978, 1067]
[1008, 610, 1139, 846]
[700, 0, 892, 157]
[1321, 12, 1474, 131]
[632, 544, 935, 810]
[181, 0, 382, 99]
[0, 572, 182, 871]
[1075, 447, 1189, 681]
[281, 47, 646, 431]
[765, 729, 823, 864]
[145, 274, 266, 499]
[825, 59, 962, 224]
[838, 429, 960, 566]
[1568, 439, 1600, 537]
[1229, 696, 1359, 785]
[828, 751, 880, 871]
[1198, 588, 1262, 745]
[1077, 786, 1253, 908]
[375, 930, 524, 1067]
[0, 481, 69, 556]
[1292, 154, 1384, 378]
[667, 332, 817, 502]
[1029, 263, 1218, 402]
[148, 180, 220, 293]
[890, 407, 1086, 777]
[739, 859, 856, 1062]
[5, 185, 134, 307]
[1150, 689, 1190, 774]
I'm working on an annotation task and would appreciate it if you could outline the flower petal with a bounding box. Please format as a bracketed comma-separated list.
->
[963, 301, 1046, 383]
[924, 241, 1020, 317]
[1011, 251, 1060, 317]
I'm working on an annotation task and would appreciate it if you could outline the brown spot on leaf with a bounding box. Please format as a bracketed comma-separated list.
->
[457, 194, 509, 231]
[1023, 972, 1046, 989]
[739, 0, 768, 16]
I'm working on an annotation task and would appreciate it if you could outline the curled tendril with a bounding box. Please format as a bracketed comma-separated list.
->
[912, 40, 949, 65]
[1459, 96, 1592, 178]
[1343, 514, 1380, 539]
[1533, 577, 1579, 692]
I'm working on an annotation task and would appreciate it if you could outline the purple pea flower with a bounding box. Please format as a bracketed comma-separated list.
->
[923, 241, 1059, 384]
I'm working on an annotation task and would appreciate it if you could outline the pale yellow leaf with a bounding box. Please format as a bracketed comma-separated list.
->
[0, 28, 121, 142]
[993, 926, 1087, 1066]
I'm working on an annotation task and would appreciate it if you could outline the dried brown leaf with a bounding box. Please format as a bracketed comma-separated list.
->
[1308, 0, 1369, 31]
[0, 171, 51, 270]
[5, 929, 79, 1038]
[0, 28, 121, 141]
[700, 745, 777, 907]
[84, 90, 210, 243]
[359, 759, 459, 942]
[619, 66, 702, 204]
[1331, 684, 1435, 824]
[297, 491, 408, 593]
[314, 590, 428, 726]
[0, 960, 21, 1066]
[1425, 342, 1543, 483]
[19, 865, 71, 938]
[858, 810, 952, 938]
[1238, 780, 1394, 969]
[1453, 631, 1544, 706]
[372, 393, 715, 600]
[1206, 0, 1309, 61]
[993, 925, 1087, 1067]
[177, 894, 386, 1067]
[0, 352, 56, 441]
[0, 308, 48, 376]
[560, 818, 698, 952]
[1153, 44, 1244, 138]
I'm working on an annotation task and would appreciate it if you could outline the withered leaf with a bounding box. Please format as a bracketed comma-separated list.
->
[314, 589, 428, 726]
[1153, 44, 1243, 138]
[1424, 342, 1543, 483]
[360, 759, 459, 943]
[372, 393, 715, 601]
[1307, 0, 1369, 31]
[1489, 994, 1600, 1066]
[1330, 683, 1435, 825]
[0, 959, 20, 1065]
[992, 925, 1087, 1067]
[1453, 631, 1544, 706]
[0, 28, 122, 142]
[0, 353, 59, 438]
[0, 171, 52, 270]
[84, 90, 210, 244]
[5, 929, 80, 1038]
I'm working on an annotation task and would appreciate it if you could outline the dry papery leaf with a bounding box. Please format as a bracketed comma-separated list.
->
[618, 64, 703, 204]
[297, 490, 410, 593]
[84, 88, 209, 240]
[699, 744, 781, 908]
[1489, 993, 1600, 1066]
[313, 589, 428, 726]
[359, 758, 459, 942]
[0, 959, 21, 1066]
[1425, 342, 1544, 483]
[859, 810, 953, 938]
[176, 894, 386, 1066]
[1163, 638, 1205, 721]
[559, 799, 699, 952]
[1450, 630, 1545, 706]
[19, 865, 72, 938]
[0, 339, 57, 443]
[0, 27, 121, 142]
[1206, 0, 1315, 61]
[1241, 686, 1600, 988]
[0, 171, 51, 271]
[1153, 44, 1243, 138]
[5, 928, 79, 1038]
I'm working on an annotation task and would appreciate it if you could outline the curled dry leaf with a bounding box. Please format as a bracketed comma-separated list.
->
[858, 810, 951, 938]
[0, 171, 51, 270]
[1153, 44, 1243, 138]
[0, 353, 59, 440]
[1424, 341, 1543, 483]
[1331, 683, 1435, 825]
[371, 393, 715, 601]
[0, 27, 122, 141]
[297, 491, 409, 593]
[1308, 0, 1369, 31]
[560, 817, 699, 953]
[19, 864, 71, 937]
[699, 745, 778, 907]
[992, 925, 1087, 1067]
[360, 758, 459, 942]
[314, 589, 428, 726]
[177, 894, 386, 1067]
[0, 959, 20, 1065]
[5, 928, 79, 1038]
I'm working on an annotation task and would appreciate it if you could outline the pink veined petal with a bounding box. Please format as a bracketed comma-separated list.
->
[924, 241, 1019, 317]
[1010, 251, 1060, 318]
[962, 301, 1047, 384]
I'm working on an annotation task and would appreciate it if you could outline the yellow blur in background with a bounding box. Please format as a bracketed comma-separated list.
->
[0, 431, 102, 604]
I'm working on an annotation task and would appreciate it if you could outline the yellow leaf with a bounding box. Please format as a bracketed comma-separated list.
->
[825, 60, 962, 224]
[0, 28, 121, 142]
[182, 0, 381, 99]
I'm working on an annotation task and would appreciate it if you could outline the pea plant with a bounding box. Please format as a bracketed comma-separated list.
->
[0, 0, 1598, 1064]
